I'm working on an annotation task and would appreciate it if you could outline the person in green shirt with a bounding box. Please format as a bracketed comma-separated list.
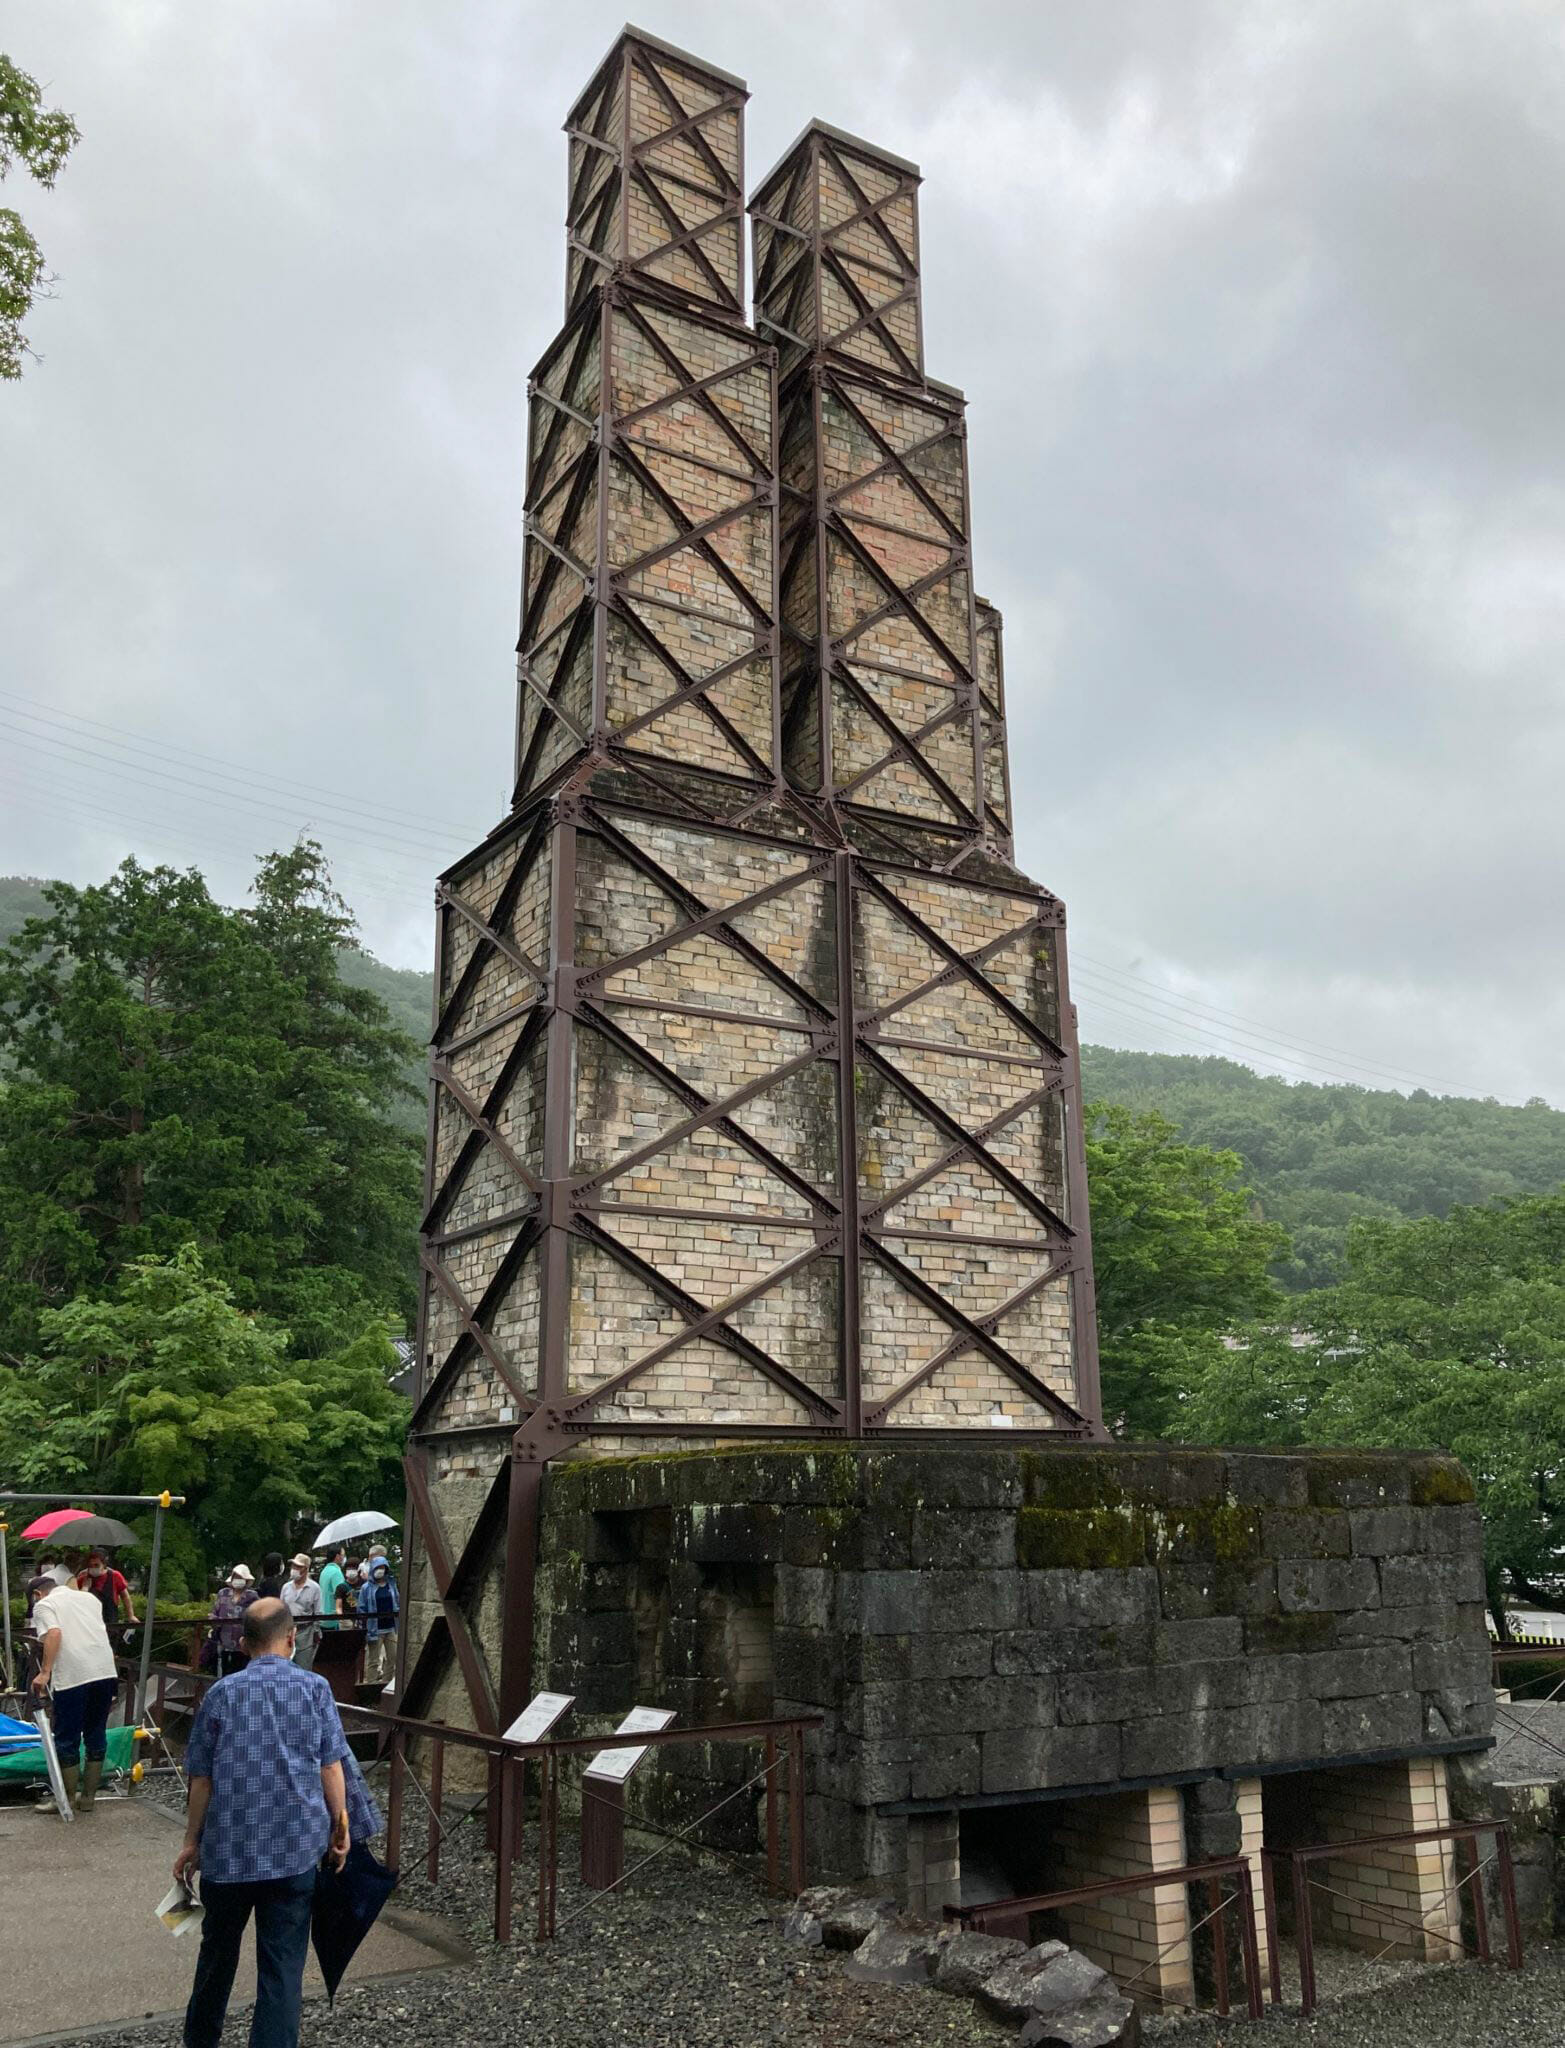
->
[317, 1546, 347, 1630]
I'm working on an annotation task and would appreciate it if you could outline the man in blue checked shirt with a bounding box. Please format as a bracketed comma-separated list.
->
[175, 1598, 352, 2048]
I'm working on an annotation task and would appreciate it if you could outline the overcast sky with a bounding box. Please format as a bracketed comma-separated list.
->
[5, 1, 1564, 1103]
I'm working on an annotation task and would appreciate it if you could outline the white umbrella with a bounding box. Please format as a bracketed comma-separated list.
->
[313, 1510, 399, 1549]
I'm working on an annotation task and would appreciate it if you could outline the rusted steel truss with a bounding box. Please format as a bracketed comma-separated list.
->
[400, 34, 1102, 1737]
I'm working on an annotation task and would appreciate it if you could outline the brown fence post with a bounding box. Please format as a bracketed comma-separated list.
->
[1235, 1861, 1264, 2022]
[1466, 1831, 1491, 1963]
[536, 1747, 559, 1941]
[387, 1728, 405, 1869]
[1495, 1826, 1523, 1970]
[786, 1724, 806, 1895]
[495, 1756, 516, 1944]
[1260, 1853, 1282, 2006]
[764, 1734, 780, 1894]
[427, 1724, 445, 1885]
[1208, 1877, 1229, 2018]
[1293, 1852, 1316, 2018]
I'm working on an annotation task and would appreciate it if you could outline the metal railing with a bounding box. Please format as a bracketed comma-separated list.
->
[945, 1856, 1266, 2021]
[1260, 1820, 1522, 2018]
[133, 1659, 820, 1943]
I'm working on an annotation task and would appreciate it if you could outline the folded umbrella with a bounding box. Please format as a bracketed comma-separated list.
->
[311, 1841, 398, 2004]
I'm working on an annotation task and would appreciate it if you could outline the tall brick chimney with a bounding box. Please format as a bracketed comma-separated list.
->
[403, 31, 1101, 1736]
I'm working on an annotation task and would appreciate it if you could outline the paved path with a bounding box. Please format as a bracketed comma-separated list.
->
[0, 1794, 467, 2047]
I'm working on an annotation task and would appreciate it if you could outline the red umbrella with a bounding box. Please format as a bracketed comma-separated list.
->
[18, 1508, 93, 1542]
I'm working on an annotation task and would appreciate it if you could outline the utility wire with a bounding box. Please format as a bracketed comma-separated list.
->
[1071, 972, 1410, 1090]
[1076, 989, 1340, 1089]
[1074, 949, 1466, 1095]
[0, 719, 469, 869]
[0, 685, 482, 848]
[0, 689, 1509, 1099]
[0, 771, 434, 928]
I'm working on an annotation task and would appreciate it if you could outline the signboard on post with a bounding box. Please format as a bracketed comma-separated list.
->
[503, 1692, 574, 1746]
[583, 1705, 675, 1783]
[581, 1705, 675, 1890]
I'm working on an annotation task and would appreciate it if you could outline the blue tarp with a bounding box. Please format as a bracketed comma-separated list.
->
[0, 1711, 38, 1753]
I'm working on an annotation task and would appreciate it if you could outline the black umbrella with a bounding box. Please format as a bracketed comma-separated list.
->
[34, 1514, 139, 1548]
[311, 1841, 398, 2003]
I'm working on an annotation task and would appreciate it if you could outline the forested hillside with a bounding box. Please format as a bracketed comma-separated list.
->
[0, 876, 49, 943]
[1082, 1047, 1565, 1288]
[11, 876, 1565, 1285]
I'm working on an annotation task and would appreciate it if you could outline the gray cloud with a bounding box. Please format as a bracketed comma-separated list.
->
[4, 0, 1563, 1099]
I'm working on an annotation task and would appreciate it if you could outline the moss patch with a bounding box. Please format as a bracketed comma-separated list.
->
[1152, 1503, 1263, 1562]
[1409, 1459, 1477, 1506]
[1021, 1451, 1134, 1510]
[1017, 1505, 1148, 1569]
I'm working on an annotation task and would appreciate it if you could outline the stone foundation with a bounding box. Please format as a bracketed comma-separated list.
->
[528, 1441, 1494, 1901]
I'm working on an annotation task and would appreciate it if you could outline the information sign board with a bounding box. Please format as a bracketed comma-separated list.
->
[583, 1704, 675, 1784]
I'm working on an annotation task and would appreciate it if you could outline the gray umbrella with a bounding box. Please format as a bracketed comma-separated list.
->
[34, 1514, 139, 1547]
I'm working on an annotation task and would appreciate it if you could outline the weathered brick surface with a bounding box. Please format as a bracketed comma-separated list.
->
[417, 70, 1100, 1499]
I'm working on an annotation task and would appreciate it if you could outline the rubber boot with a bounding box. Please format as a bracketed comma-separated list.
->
[79, 1760, 103, 1812]
[38, 1763, 78, 1813]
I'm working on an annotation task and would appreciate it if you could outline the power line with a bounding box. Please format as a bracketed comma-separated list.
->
[0, 686, 483, 848]
[1072, 948, 1465, 1095]
[0, 770, 433, 928]
[0, 722, 459, 874]
[0, 692, 1503, 1099]
[1071, 971, 1424, 1091]
[1075, 988, 1337, 1087]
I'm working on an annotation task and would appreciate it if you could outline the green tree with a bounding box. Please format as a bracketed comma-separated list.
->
[1080, 1046, 1565, 1292]
[1086, 1101, 1289, 1438]
[0, 849, 420, 1360]
[0, 1245, 408, 1585]
[1, 53, 79, 378]
[1181, 1196, 1565, 1631]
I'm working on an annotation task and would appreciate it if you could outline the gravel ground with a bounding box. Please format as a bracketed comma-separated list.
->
[1485, 1700, 1565, 1783]
[95, 1767, 1564, 2048]
[1151, 1942, 1565, 2048]
[95, 1767, 1013, 2048]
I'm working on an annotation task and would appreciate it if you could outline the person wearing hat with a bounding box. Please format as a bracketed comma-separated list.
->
[279, 1554, 323, 1670]
[208, 1566, 256, 1679]
[358, 1558, 400, 1688]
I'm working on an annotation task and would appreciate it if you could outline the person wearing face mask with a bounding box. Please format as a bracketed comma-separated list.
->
[278, 1554, 323, 1670]
[208, 1566, 256, 1678]
[358, 1560, 400, 1688]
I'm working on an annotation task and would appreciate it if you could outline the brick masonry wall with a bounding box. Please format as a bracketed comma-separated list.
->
[1305, 1757, 1461, 1961]
[565, 36, 744, 320]
[1236, 1776, 1270, 1978]
[1049, 1787, 1194, 2005]
[416, 798, 1085, 1445]
[530, 1444, 1495, 1890]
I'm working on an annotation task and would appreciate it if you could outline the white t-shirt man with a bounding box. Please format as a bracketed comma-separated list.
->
[31, 1586, 118, 1691]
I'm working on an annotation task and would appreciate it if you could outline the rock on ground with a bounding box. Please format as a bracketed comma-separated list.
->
[843, 1920, 942, 1984]
[1021, 1994, 1139, 2047]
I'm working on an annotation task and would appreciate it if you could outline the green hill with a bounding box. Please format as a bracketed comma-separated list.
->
[11, 877, 1565, 1287]
[0, 876, 50, 945]
[337, 948, 431, 1128]
[1080, 1046, 1565, 1289]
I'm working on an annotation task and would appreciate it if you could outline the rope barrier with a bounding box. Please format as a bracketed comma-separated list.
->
[555, 1754, 786, 1933]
